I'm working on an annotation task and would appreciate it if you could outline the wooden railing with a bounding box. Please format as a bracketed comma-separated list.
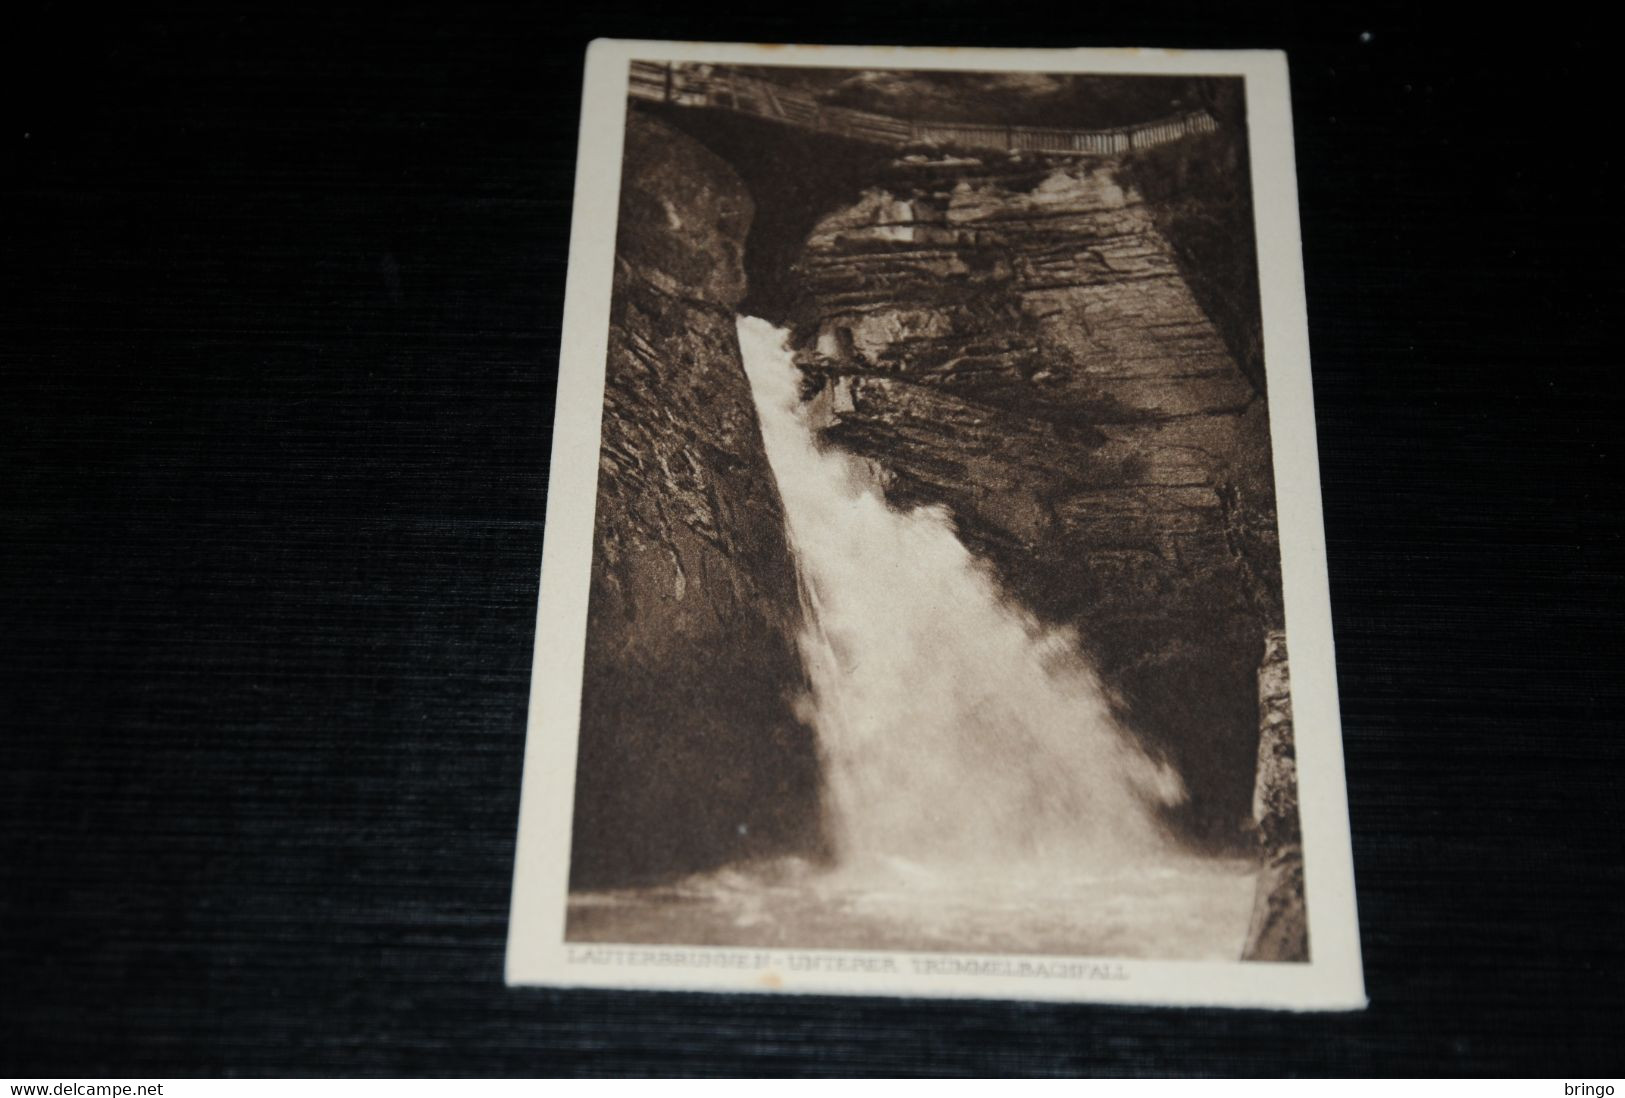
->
[629, 60, 1218, 156]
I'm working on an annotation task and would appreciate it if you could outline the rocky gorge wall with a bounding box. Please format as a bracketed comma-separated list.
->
[783, 150, 1285, 843]
[571, 104, 1306, 955]
[569, 114, 822, 887]
[1243, 630, 1309, 960]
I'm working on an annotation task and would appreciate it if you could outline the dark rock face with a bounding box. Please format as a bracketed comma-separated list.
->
[633, 101, 899, 322]
[1243, 631, 1309, 961]
[786, 153, 1283, 841]
[570, 114, 821, 888]
[572, 101, 1299, 915]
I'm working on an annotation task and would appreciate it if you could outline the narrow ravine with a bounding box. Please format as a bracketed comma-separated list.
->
[566, 318, 1260, 960]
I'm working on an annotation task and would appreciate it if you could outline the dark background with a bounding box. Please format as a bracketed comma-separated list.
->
[4, 0, 1620, 1078]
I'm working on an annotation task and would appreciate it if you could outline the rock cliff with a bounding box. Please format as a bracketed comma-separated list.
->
[1243, 630, 1309, 961]
[576, 97, 1303, 911]
[570, 114, 821, 887]
[784, 150, 1284, 841]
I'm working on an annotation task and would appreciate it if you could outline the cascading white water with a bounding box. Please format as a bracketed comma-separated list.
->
[563, 319, 1259, 961]
[735, 317, 1185, 884]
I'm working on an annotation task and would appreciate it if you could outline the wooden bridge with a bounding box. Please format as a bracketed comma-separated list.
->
[629, 60, 1219, 157]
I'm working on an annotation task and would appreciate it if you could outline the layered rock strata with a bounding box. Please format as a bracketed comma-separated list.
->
[570, 114, 821, 887]
[1242, 630, 1310, 961]
[786, 152, 1284, 838]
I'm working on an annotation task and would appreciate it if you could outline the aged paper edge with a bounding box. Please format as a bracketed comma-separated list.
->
[504, 37, 1366, 1011]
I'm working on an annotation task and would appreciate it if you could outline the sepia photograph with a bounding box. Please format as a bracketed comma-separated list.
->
[13, 1, 1625, 1079]
[507, 40, 1362, 1007]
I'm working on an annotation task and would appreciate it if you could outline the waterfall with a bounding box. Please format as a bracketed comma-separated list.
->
[736, 317, 1187, 885]
[563, 318, 1258, 958]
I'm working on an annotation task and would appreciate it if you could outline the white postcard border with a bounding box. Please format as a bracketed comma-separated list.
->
[505, 38, 1365, 1011]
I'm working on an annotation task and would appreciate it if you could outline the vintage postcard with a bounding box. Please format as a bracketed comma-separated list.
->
[506, 39, 1364, 1009]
